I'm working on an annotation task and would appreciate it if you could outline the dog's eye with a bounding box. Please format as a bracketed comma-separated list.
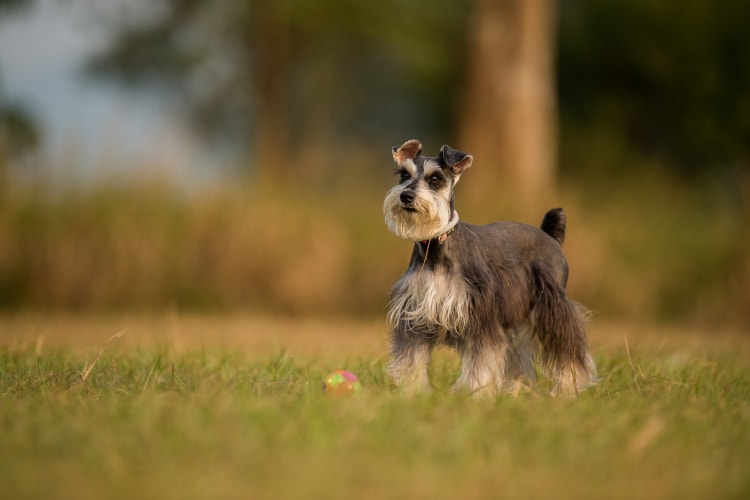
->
[427, 173, 445, 189]
[398, 170, 411, 183]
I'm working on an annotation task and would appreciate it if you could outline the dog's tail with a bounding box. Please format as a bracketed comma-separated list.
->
[540, 208, 566, 244]
[532, 265, 598, 395]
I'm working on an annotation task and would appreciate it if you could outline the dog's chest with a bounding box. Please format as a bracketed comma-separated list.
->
[389, 266, 470, 336]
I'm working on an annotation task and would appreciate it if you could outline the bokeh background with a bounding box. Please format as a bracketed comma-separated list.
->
[1, 0, 748, 327]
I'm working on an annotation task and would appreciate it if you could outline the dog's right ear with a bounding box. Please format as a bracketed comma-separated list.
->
[392, 139, 423, 166]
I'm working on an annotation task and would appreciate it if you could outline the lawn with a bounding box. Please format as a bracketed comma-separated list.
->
[1, 314, 749, 499]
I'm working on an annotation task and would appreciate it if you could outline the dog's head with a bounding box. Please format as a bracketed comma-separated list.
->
[383, 139, 473, 241]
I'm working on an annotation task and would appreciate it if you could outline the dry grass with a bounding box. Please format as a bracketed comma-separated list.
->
[1, 175, 748, 324]
[2, 311, 747, 356]
[0, 312, 389, 362]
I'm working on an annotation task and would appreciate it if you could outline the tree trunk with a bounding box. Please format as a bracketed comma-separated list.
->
[458, 0, 557, 215]
[247, 3, 294, 188]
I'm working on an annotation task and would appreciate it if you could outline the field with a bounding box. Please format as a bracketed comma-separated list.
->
[1, 314, 749, 500]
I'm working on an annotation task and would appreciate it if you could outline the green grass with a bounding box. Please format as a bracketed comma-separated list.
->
[2, 327, 749, 500]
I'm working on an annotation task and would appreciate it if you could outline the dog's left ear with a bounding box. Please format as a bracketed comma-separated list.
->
[439, 145, 473, 175]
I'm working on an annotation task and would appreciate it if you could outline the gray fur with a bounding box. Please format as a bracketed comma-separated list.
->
[384, 140, 598, 397]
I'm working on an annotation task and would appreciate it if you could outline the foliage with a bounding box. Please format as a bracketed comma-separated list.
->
[1, 327, 749, 499]
[84, 0, 750, 183]
[86, 0, 468, 174]
[0, 0, 39, 163]
[0, 100, 39, 159]
[558, 0, 750, 176]
[0, 0, 30, 14]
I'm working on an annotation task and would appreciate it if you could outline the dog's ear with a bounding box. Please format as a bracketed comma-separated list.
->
[392, 139, 423, 166]
[439, 145, 473, 175]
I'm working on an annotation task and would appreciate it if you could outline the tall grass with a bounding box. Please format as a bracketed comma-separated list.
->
[0, 172, 747, 324]
[1, 325, 749, 500]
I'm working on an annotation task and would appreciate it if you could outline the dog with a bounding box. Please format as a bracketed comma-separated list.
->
[383, 139, 597, 397]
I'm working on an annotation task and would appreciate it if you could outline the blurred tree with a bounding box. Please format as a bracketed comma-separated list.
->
[0, 96, 39, 159]
[0, 0, 39, 182]
[0, 0, 28, 11]
[0, 94, 39, 197]
[558, 0, 750, 180]
[87, 0, 468, 187]
[459, 0, 558, 211]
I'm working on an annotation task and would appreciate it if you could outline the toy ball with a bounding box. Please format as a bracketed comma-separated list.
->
[323, 370, 362, 396]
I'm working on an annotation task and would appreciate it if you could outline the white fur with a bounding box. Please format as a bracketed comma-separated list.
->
[401, 158, 419, 176]
[387, 342, 433, 394]
[453, 343, 508, 398]
[383, 188, 453, 241]
[383, 160, 456, 241]
[550, 352, 599, 397]
[387, 267, 470, 340]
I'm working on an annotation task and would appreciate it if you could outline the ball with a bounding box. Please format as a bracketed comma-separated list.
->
[323, 370, 362, 396]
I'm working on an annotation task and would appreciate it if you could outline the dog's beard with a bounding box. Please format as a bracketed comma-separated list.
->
[383, 186, 452, 241]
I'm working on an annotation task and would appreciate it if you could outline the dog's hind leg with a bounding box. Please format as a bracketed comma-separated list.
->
[551, 347, 598, 397]
[503, 322, 538, 393]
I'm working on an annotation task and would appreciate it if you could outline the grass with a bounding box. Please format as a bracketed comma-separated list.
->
[1, 315, 749, 499]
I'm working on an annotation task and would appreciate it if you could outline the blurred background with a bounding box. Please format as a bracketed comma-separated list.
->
[0, 0, 748, 326]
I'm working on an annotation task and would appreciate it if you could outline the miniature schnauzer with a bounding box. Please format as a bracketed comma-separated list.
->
[383, 139, 597, 397]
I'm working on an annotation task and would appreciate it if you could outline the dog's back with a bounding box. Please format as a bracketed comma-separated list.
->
[455, 208, 570, 289]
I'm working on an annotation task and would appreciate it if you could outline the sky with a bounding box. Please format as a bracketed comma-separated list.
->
[0, 0, 216, 183]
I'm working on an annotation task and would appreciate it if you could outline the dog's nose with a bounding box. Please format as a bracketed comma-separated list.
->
[400, 190, 415, 204]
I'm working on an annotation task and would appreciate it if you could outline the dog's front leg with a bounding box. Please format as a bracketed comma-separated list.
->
[453, 331, 508, 398]
[387, 328, 435, 394]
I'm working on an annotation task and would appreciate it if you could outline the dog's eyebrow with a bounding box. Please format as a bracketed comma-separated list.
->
[393, 167, 412, 178]
[422, 160, 443, 178]
[398, 158, 418, 178]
